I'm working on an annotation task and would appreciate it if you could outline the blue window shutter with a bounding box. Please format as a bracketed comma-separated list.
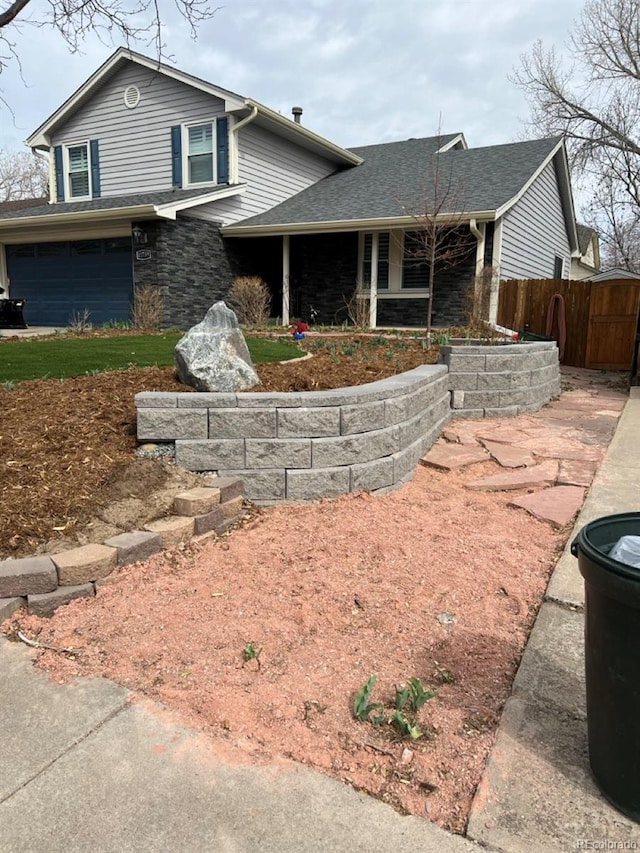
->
[217, 116, 229, 183]
[90, 139, 101, 198]
[54, 145, 65, 201]
[171, 125, 182, 187]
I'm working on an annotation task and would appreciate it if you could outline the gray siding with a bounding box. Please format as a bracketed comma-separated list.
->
[499, 160, 571, 279]
[196, 122, 337, 225]
[51, 64, 226, 197]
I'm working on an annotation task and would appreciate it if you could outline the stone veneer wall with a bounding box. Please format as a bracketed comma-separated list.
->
[137, 364, 452, 503]
[440, 340, 560, 417]
[136, 341, 560, 502]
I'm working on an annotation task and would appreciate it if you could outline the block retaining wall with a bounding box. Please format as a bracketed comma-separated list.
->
[136, 341, 560, 502]
[440, 340, 561, 418]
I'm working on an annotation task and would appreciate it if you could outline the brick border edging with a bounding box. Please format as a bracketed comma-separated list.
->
[0, 477, 244, 618]
[135, 341, 560, 501]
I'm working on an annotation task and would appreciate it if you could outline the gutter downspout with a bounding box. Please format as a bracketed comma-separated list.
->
[229, 105, 258, 184]
[469, 217, 485, 321]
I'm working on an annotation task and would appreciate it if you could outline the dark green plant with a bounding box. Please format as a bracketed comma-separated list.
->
[395, 677, 436, 713]
[389, 710, 422, 740]
[242, 641, 262, 668]
[354, 675, 383, 722]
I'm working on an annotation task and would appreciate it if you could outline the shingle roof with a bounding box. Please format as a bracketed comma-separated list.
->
[0, 197, 49, 214]
[576, 223, 597, 255]
[229, 135, 563, 229]
[0, 187, 218, 221]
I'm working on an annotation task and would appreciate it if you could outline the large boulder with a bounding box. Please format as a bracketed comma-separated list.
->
[174, 301, 259, 392]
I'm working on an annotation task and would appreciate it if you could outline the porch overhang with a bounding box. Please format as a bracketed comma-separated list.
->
[222, 209, 498, 238]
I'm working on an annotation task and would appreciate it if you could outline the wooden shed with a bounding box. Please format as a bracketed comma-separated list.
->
[497, 277, 640, 372]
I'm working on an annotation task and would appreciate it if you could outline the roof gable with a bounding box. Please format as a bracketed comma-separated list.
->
[25, 48, 360, 167]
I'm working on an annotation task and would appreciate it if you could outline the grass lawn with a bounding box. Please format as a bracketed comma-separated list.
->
[0, 332, 301, 382]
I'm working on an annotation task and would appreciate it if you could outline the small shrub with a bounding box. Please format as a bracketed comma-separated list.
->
[344, 286, 370, 329]
[131, 285, 164, 331]
[68, 308, 92, 333]
[228, 276, 272, 326]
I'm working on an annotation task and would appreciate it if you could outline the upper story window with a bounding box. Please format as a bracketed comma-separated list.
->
[67, 144, 91, 199]
[186, 123, 215, 185]
[171, 117, 229, 189]
[54, 140, 100, 202]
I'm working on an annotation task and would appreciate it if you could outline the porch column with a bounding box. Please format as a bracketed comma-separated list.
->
[489, 220, 503, 324]
[369, 232, 378, 329]
[282, 235, 290, 326]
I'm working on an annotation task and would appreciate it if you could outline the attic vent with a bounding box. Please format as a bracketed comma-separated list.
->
[123, 85, 140, 109]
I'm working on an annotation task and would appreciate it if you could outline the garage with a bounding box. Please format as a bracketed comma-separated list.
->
[6, 237, 133, 327]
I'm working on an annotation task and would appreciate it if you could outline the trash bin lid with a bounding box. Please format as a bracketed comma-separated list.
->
[572, 512, 640, 581]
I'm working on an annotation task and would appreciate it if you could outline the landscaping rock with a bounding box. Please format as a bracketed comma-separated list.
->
[28, 583, 95, 617]
[0, 557, 57, 597]
[103, 530, 163, 565]
[420, 442, 488, 471]
[174, 301, 259, 392]
[466, 459, 559, 491]
[0, 597, 25, 621]
[173, 487, 221, 517]
[144, 516, 195, 548]
[509, 485, 586, 528]
[480, 440, 536, 469]
[53, 544, 118, 586]
[558, 459, 598, 488]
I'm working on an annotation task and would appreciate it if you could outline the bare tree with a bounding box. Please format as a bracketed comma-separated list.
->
[399, 143, 476, 342]
[0, 147, 48, 200]
[512, 0, 640, 269]
[0, 0, 218, 80]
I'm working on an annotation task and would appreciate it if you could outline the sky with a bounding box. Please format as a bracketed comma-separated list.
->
[0, 0, 585, 155]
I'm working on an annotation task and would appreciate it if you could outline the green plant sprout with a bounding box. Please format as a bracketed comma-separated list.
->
[353, 675, 383, 722]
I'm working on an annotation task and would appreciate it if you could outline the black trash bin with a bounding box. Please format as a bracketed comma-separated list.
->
[571, 512, 640, 821]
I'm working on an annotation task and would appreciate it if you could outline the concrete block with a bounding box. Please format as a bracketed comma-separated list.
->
[53, 544, 118, 586]
[286, 467, 351, 500]
[144, 516, 195, 548]
[445, 372, 478, 392]
[245, 439, 311, 468]
[219, 470, 285, 501]
[0, 597, 25, 621]
[484, 405, 520, 418]
[176, 440, 245, 471]
[350, 457, 394, 492]
[383, 386, 428, 426]
[236, 392, 306, 408]
[193, 506, 225, 535]
[103, 531, 163, 565]
[277, 407, 341, 437]
[0, 557, 57, 597]
[392, 437, 428, 483]
[443, 353, 486, 371]
[137, 409, 207, 441]
[459, 390, 500, 409]
[533, 363, 561, 384]
[173, 487, 221, 516]
[509, 369, 532, 388]
[134, 391, 178, 408]
[28, 583, 94, 618]
[208, 408, 276, 439]
[451, 389, 465, 409]
[177, 393, 237, 408]
[340, 401, 386, 434]
[312, 426, 397, 467]
[221, 495, 244, 520]
[498, 387, 541, 407]
[200, 475, 243, 502]
[477, 372, 511, 391]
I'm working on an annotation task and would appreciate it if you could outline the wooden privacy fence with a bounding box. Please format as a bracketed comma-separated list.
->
[497, 278, 640, 370]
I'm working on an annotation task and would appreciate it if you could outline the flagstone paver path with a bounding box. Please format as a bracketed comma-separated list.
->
[421, 367, 628, 528]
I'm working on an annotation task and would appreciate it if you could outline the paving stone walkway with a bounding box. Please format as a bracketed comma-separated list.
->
[421, 368, 628, 529]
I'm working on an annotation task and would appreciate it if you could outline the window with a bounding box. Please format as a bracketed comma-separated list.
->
[67, 144, 91, 199]
[362, 233, 389, 289]
[402, 232, 430, 289]
[553, 255, 564, 278]
[186, 123, 215, 185]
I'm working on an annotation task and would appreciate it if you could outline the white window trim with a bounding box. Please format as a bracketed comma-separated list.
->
[64, 141, 92, 201]
[182, 120, 217, 188]
[359, 230, 432, 298]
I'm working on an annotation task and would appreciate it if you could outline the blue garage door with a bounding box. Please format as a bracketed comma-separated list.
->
[6, 238, 133, 327]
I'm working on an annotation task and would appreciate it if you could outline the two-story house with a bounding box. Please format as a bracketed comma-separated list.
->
[0, 47, 579, 330]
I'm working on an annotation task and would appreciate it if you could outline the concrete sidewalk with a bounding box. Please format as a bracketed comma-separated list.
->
[1, 385, 639, 852]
